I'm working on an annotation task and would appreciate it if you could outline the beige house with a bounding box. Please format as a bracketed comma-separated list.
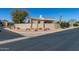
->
[30, 17, 59, 29]
[14, 17, 60, 31]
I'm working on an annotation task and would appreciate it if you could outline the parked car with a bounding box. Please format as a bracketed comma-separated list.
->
[0, 24, 2, 32]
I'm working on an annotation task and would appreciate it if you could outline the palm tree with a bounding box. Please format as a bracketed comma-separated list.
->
[59, 16, 63, 23]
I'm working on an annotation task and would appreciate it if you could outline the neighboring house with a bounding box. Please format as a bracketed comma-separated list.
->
[1, 20, 15, 29]
[1, 20, 8, 27]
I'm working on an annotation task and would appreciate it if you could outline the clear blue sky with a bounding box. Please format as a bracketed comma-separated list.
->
[0, 8, 79, 22]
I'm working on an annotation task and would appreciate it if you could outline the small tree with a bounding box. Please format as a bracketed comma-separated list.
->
[69, 19, 76, 27]
[73, 21, 79, 26]
[59, 21, 70, 29]
[11, 9, 28, 23]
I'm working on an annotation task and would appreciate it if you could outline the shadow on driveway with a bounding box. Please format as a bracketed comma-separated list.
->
[0, 28, 24, 41]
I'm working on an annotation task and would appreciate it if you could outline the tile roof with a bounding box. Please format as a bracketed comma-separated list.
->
[31, 17, 56, 21]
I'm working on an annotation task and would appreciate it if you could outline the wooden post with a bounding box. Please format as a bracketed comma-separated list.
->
[43, 21, 45, 29]
[37, 21, 39, 30]
[30, 19, 33, 29]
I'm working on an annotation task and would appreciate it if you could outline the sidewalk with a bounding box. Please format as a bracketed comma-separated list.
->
[0, 27, 78, 45]
[4, 27, 79, 37]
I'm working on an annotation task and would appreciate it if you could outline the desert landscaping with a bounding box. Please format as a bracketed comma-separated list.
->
[0, 8, 79, 51]
[0, 9, 79, 44]
[0, 9, 79, 37]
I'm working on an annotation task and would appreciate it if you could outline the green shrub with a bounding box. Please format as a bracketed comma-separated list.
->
[73, 23, 79, 26]
[60, 22, 70, 29]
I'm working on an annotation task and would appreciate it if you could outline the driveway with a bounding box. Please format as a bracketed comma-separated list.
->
[0, 28, 79, 51]
[0, 28, 24, 41]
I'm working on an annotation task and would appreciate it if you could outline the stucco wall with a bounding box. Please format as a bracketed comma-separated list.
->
[14, 23, 59, 30]
[14, 24, 30, 30]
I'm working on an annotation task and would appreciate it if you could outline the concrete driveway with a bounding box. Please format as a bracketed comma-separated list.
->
[0, 28, 79, 51]
[0, 28, 24, 41]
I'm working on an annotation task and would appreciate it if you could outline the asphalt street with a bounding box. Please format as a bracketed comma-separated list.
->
[0, 28, 24, 41]
[0, 28, 79, 51]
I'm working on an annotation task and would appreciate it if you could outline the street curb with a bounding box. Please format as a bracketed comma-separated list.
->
[0, 27, 79, 45]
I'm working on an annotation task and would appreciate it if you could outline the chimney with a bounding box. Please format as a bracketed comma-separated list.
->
[40, 15, 42, 18]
